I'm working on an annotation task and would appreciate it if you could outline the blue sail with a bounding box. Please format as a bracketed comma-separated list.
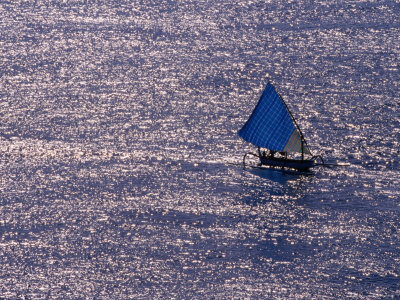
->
[238, 82, 311, 154]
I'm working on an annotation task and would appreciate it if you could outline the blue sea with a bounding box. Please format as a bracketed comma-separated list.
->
[0, 1, 399, 298]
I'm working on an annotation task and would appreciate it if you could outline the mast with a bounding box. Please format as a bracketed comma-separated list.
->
[273, 83, 312, 157]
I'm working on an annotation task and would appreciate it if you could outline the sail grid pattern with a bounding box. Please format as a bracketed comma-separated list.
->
[238, 82, 310, 154]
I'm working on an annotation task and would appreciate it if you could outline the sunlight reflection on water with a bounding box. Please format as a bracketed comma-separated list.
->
[0, 0, 399, 298]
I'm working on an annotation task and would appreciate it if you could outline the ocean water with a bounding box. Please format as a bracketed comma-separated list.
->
[0, 0, 399, 298]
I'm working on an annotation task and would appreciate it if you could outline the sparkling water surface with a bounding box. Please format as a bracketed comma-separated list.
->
[1, 1, 399, 298]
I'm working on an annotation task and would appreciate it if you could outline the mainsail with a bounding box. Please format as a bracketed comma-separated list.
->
[238, 82, 311, 155]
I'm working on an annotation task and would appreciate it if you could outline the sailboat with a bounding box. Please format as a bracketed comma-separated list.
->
[238, 81, 323, 172]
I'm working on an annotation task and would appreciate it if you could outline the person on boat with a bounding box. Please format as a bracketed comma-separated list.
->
[268, 150, 276, 158]
[257, 147, 267, 158]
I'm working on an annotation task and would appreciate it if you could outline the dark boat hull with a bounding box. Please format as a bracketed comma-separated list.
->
[259, 157, 315, 171]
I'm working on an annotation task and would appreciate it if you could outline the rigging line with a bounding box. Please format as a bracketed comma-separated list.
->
[270, 81, 312, 156]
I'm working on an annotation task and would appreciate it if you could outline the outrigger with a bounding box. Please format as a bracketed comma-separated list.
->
[238, 81, 324, 172]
